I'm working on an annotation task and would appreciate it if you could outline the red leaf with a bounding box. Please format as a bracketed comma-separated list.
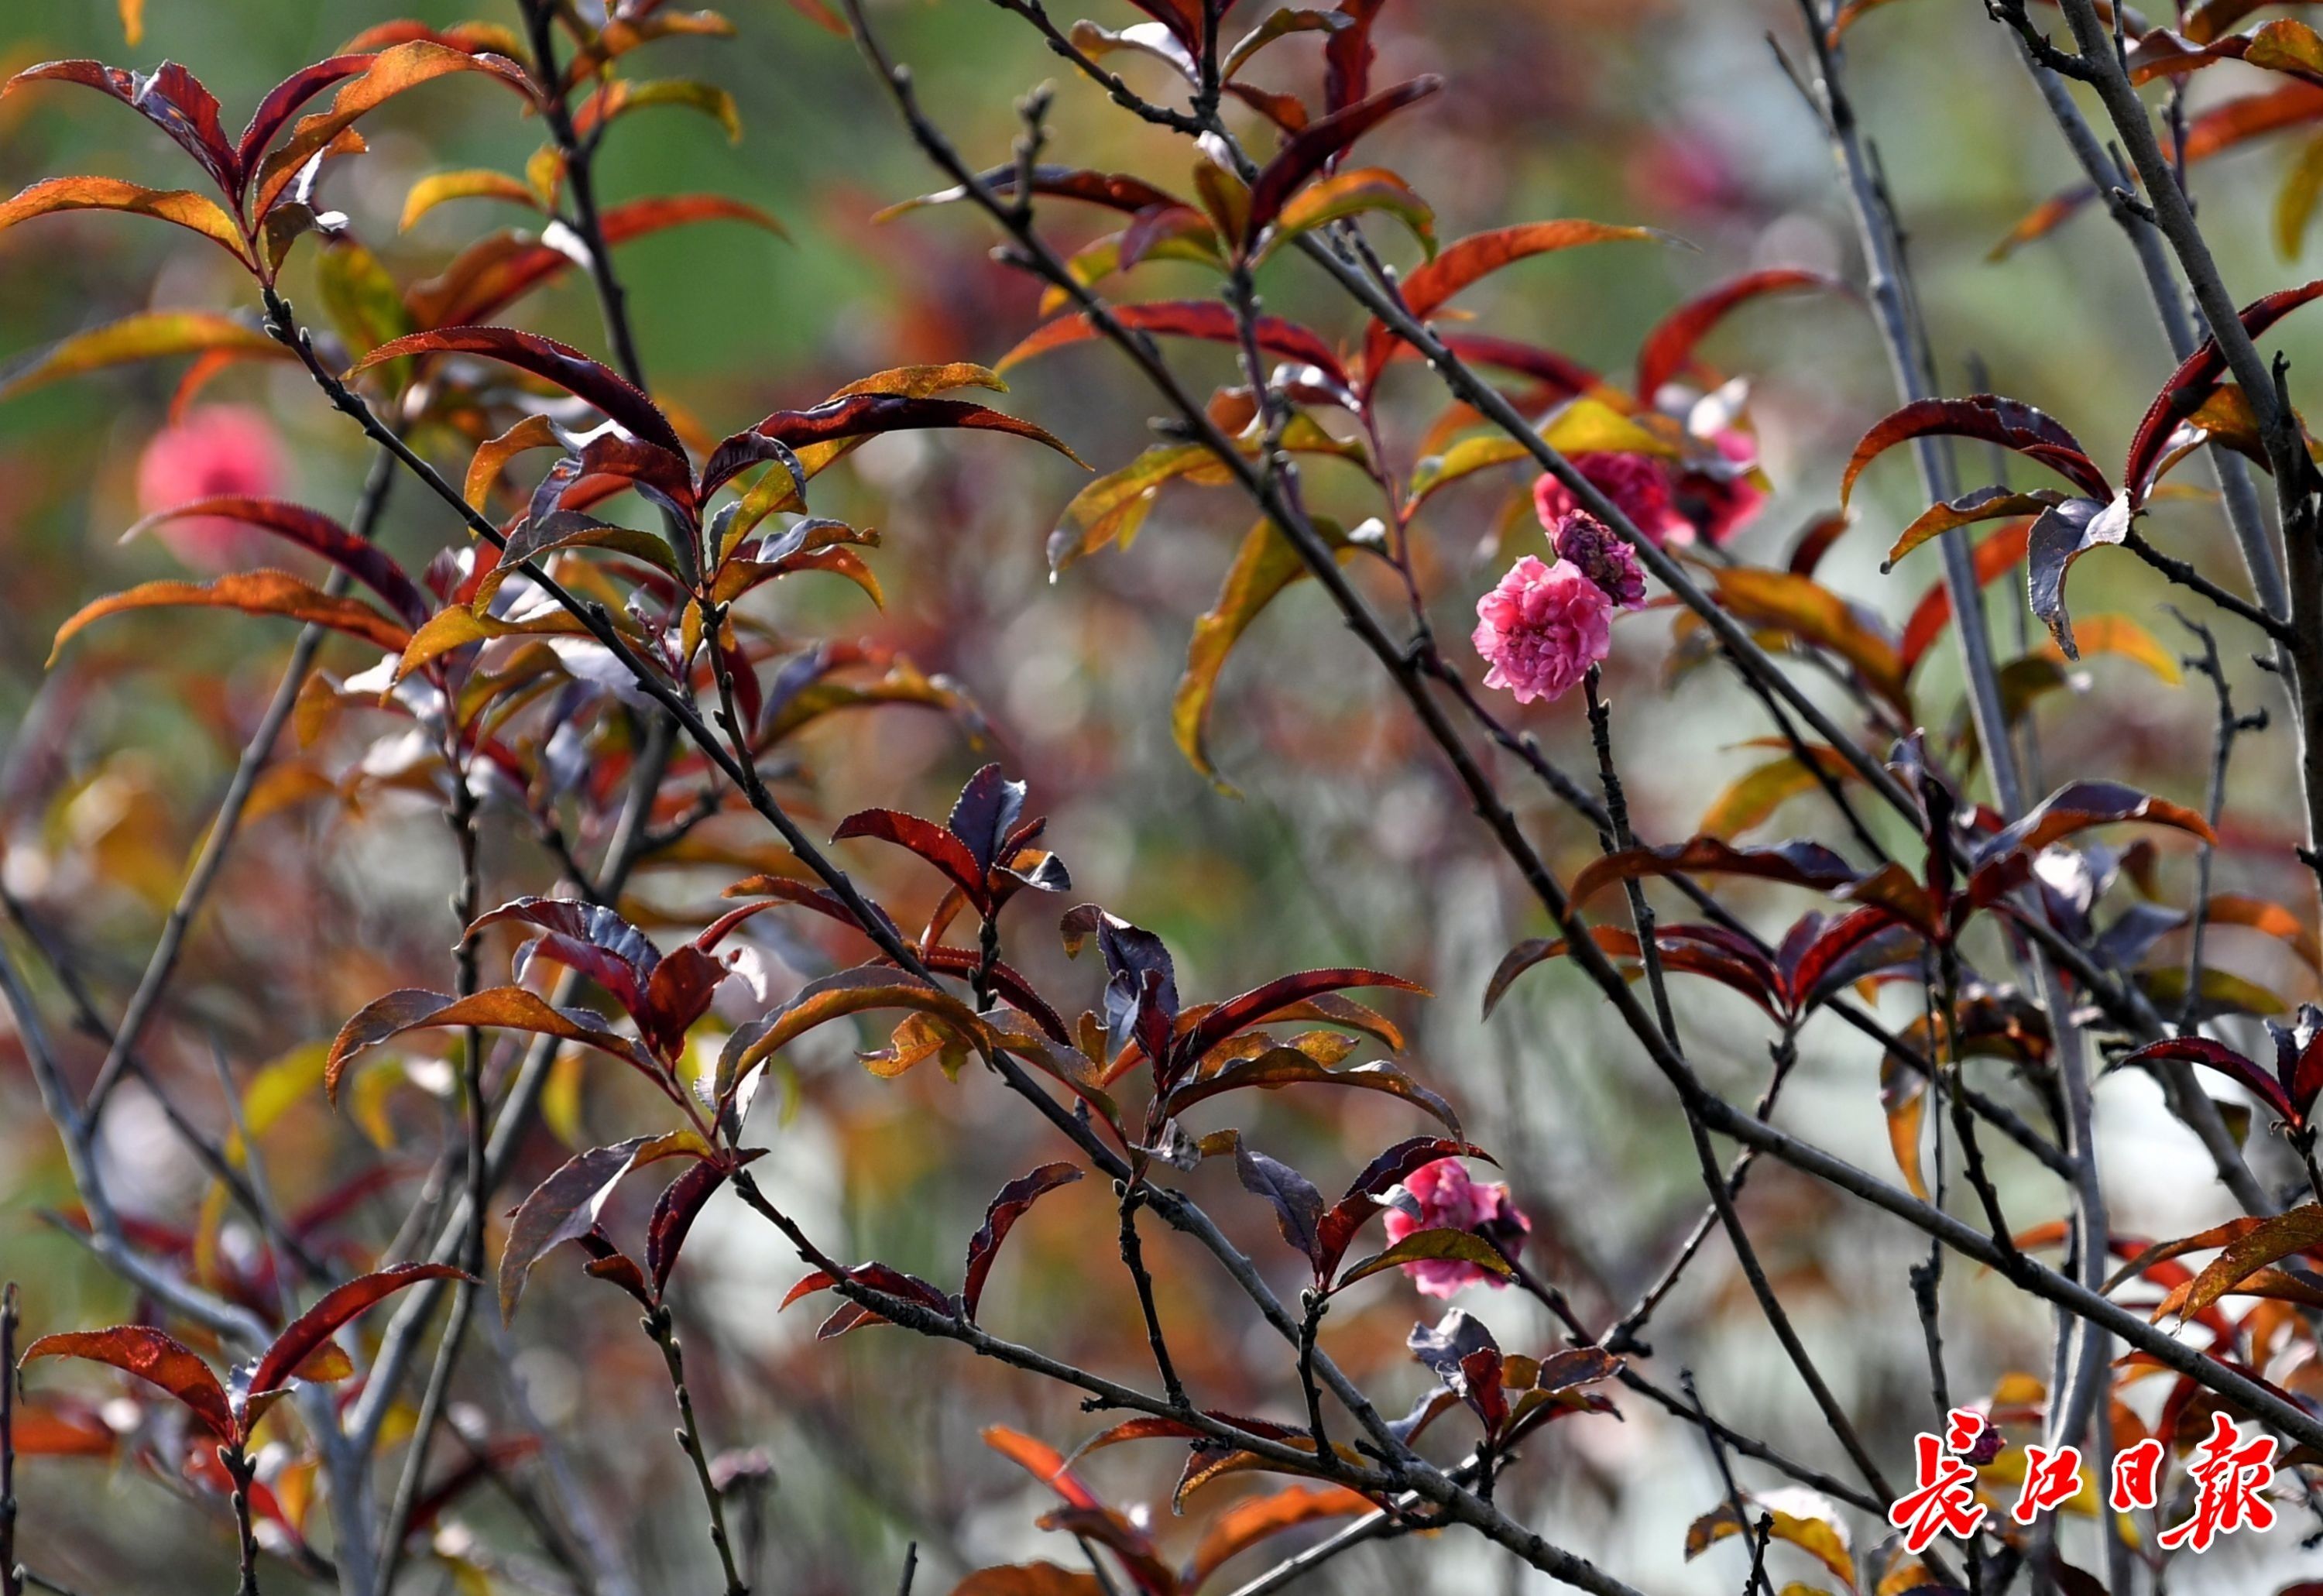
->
[350, 325, 683, 458]
[469, 898, 661, 1023]
[1178, 968, 1425, 1064]
[250, 42, 531, 218]
[704, 395, 1082, 499]
[1839, 395, 2112, 507]
[1569, 837, 1861, 907]
[325, 986, 673, 1103]
[235, 56, 369, 184]
[1000, 301, 1350, 396]
[250, 1262, 468, 1399]
[2122, 277, 2323, 500]
[1316, 1135, 1490, 1277]
[410, 197, 784, 328]
[1185, 1484, 1373, 1591]
[1323, 0, 1388, 115]
[1971, 781, 2218, 910]
[983, 1425, 1103, 1510]
[2119, 1038, 2297, 1124]
[1784, 904, 1911, 1011]
[125, 496, 429, 626]
[1432, 333, 1601, 400]
[1634, 268, 1844, 402]
[49, 571, 411, 664]
[877, 165, 1181, 221]
[19, 1327, 235, 1443]
[1247, 77, 1442, 237]
[1236, 1142, 1328, 1273]
[5, 60, 238, 193]
[2026, 495, 2132, 657]
[647, 1152, 756, 1298]
[914, 945, 1071, 1042]
[500, 1141, 654, 1321]
[0, 176, 251, 266]
[639, 945, 727, 1059]
[1359, 221, 1658, 393]
[961, 1162, 1083, 1320]
[783, 1261, 952, 1336]
[832, 808, 990, 904]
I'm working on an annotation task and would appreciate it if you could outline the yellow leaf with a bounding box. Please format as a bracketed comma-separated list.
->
[2034, 613, 2182, 684]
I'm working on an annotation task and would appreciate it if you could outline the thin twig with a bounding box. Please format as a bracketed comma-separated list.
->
[643, 1305, 749, 1596]
[1683, 1372, 1772, 1596]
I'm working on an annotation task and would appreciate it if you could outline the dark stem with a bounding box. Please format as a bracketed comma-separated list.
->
[225, 1446, 262, 1596]
[1296, 1292, 1330, 1456]
[1604, 1031, 1802, 1353]
[643, 1305, 749, 1596]
[519, 0, 650, 390]
[2, 1282, 17, 1596]
[1116, 1187, 1186, 1409]
[1681, 1372, 1772, 1596]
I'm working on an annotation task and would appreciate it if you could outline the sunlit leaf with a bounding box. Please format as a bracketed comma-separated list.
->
[571, 77, 741, 144]
[0, 176, 249, 265]
[400, 167, 539, 231]
[20, 1327, 234, 1443]
[50, 572, 411, 665]
[253, 42, 530, 218]
[0, 311, 287, 401]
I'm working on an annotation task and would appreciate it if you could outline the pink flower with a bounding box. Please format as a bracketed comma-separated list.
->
[1383, 1159, 1531, 1299]
[1473, 555, 1612, 705]
[134, 406, 288, 571]
[1671, 427, 1765, 547]
[1531, 452, 1686, 546]
[1550, 511, 1646, 609]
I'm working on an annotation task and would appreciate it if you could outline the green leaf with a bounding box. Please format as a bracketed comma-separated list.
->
[315, 237, 415, 367]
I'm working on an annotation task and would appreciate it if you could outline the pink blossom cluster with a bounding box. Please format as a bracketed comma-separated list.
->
[1472, 554, 1611, 705]
[1384, 1158, 1532, 1298]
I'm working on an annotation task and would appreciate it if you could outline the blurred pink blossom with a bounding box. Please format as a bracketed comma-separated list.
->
[1384, 1159, 1532, 1298]
[1532, 434, 1766, 551]
[1473, 555, 1611, 705]
[1531, 452, 1684, 545]
[134, 406, 288, 571]
[1672, 427, 1767, 547]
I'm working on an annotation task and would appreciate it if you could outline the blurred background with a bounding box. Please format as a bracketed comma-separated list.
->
[2, 0, 2321, 1591]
